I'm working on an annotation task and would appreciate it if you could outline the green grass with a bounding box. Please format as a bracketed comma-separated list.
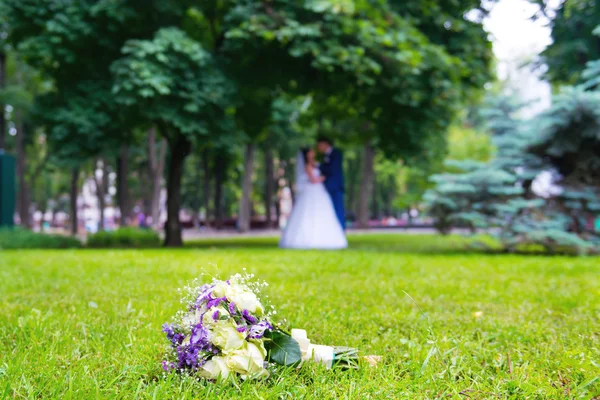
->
[1, 234, 599, 399]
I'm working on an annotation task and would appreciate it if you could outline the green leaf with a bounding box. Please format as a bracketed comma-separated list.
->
[263, 330, 301, 366]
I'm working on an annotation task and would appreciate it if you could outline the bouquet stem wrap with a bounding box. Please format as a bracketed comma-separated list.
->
[292, 329, 358, 369]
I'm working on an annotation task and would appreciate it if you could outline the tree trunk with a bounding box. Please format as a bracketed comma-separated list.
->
[202, 148, 211, 228]
[371, 174, 379, 220]
[27, 153, 50, 217]
[238, 143, 255, 232]
[116, 144, 130, 226]
[0, 51, 6, 150]
[164, 135, 191, 247]
[148, 127, 166, 230]
[191, 155, 201, 228]
[213, 152, 226, 229]
[15, 119, 31, 228]
[93, 159, 107, 231]
[264, 148, 275, 228]
[141, 163, 152, 219]
[348, 156, 360, 219]
[39, 193, 47, 232]
[70, 168, 79, 236]
[357, 143, 375, 229]
[51, 208, 57, 230]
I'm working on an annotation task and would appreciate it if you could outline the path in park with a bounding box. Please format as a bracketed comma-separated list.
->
[182, 227, 466, 240]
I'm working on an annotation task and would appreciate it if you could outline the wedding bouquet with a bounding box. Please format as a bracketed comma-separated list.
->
[161, 273, 359, 380]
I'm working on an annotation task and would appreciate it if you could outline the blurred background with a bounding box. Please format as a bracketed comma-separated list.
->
[0, 0, 598, 251]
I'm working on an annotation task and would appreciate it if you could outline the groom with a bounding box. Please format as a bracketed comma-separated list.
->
[317, 136, 345, 230]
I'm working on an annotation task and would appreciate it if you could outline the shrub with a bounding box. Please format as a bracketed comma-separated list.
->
[86, 227, 161, 248]
[0, 228, 82, 249]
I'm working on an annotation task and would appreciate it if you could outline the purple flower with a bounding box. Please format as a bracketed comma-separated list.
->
[212, 310, 220, 320]
[242, 309, 258, 324]
[165, 319, 218, 372]
[162, 360, 175, 372]
[248, 320, 273, 339]
[175, 339, 215, 370]
[190, 323, 209, 347]
[206, 295, 227, 309]
[162, 323, 174, 336]
[177, 345, 201, 369]
[228, 302, 236, 315]
[236, 325, 247, 333]
[195, 284, 214, 308]
[163, 323, 185, 346]
[174, 333, 185, 344]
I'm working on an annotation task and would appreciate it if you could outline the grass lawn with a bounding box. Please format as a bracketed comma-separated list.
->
[1, 234, 599, 399]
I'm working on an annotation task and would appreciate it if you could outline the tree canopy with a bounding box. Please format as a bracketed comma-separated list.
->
[534, 0, 600, 85]
[2, 0, 495, 244]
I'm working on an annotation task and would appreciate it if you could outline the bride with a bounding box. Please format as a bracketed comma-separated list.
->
[279, 148, 348, 249]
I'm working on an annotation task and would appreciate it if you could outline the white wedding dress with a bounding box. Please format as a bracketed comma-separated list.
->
[279, 166, 348, 249]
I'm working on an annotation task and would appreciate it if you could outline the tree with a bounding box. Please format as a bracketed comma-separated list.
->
[3, 0, 192, 233]
[532, 0, 600, 85]
[528, 77, 600, 242]
[112, 28, 235, 246]
[426, 92, 600, 253]
[530, 89, 600, 186]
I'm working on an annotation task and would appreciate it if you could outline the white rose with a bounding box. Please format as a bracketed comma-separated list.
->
[211, 281, 229, 298]
[223, 286, 264, 316]
[211, 320, 246, 351]
[212, 280, 264, 316]
[248, 340, 267, 360]
[198, 356, 231, 380]
[225, 342, 268, 378]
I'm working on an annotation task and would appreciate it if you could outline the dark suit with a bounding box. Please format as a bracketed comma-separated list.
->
[320, 148, 345, 229]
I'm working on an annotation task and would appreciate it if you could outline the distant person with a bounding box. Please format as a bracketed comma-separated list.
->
[317, 136, 345, 230]
[137, 211, 147, 229]
[279, 146, 347, 249]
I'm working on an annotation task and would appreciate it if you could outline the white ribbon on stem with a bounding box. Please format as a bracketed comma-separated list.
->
[291, 328, 335, 369]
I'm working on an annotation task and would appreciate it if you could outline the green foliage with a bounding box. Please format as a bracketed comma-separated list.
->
[263, 330, 302, 366]
[0, 228, 81, 249]
[36, 81, 121, 161]
[223, 0, 493, 161]
[112, 28, 235, 142]
[536, 0, 600, 84]
[1, 237, 600, 397]
[86, 227, 161, 248]
[530, 86, 600, 185]
[2, 0, 191, 163]
[445, 125, 494, 164]
[425, 93, 600, 252]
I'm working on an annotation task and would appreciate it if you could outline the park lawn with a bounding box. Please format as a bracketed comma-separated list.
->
[0, 235, 599, 399]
